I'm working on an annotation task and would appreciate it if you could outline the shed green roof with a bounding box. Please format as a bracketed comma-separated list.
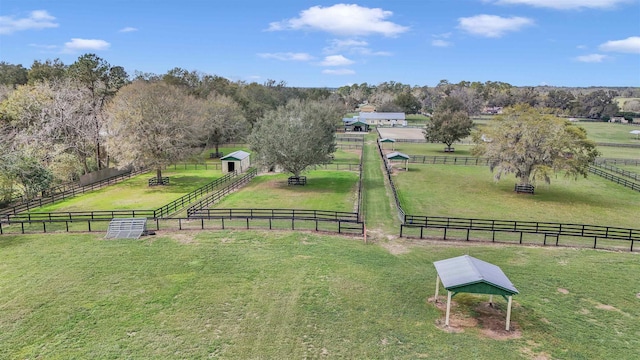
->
[221, 150, 250, 161]
[386, 151, 410, 160]
[433, 255, 518, 296]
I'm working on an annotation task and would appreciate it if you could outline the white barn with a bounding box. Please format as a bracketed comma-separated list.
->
[358, 112, 406, 127]
[220, 150, 251, 174]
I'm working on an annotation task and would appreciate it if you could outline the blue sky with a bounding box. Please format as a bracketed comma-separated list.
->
[1, 0, 639, 87]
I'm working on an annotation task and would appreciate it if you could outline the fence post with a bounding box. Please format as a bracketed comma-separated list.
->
[88, 220, 91, 232]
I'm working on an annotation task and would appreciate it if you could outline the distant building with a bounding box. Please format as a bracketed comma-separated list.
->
[358, 104, 376, 112]
[482, 106, 503, 115]
[358, 112, 406, 126]
[342, 117, 369, 132]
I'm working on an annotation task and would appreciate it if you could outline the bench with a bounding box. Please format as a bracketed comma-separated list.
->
[514, 184, 535, 194]
[148, 177, 170, 186]
[288, 176, 307, 186]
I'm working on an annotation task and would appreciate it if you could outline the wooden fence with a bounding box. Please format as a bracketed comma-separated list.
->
[0, 168, 147, 216]
[401, 215, 639, 251]
[186, 168, 258, 216]
[588, 167, 640, 192]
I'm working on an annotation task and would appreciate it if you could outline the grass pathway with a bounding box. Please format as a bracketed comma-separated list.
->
[362, 133, 400, 239]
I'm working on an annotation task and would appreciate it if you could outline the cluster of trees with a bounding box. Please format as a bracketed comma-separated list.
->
[0, 55, 343, 204]
[0, 55, 631, 203]
[336, 80, 638, 120]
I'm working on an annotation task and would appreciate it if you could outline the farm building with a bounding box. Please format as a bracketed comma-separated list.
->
[359, 112, 406, 127]
[343, 117, 370, 132]
[358, 104, 376, 112]
[221, 150, 251, 174]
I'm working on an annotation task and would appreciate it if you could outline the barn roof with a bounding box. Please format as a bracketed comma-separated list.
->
[433, 255, 518, 296]
[386, 151, 409, 160]
[221, 150, 250, 161]
[358, 112, 406, 120]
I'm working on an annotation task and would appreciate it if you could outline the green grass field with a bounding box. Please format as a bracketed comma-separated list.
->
[33, 168, 223, 212]
[576, 122, 640, 144]
[213, 171, 359, 212]
[394, 164, 640, 229]
[1, 232, 638, 359]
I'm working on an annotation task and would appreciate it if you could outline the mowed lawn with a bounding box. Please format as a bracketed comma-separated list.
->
[394, 164, 640, 229]
[0, 232, 638, 359]
[34, 168, 223, 212]
[213, 170, 359, 212]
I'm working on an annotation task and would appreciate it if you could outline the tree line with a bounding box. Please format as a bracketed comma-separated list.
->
[0, 54, 636, 204]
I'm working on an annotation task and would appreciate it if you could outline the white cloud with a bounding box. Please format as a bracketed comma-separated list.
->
[576, 44, 587, 49]
[0, 10, 58, 35]
[599, 36, 640, 54]
[322, 69, 356, 75]
[258, 52, 314, 61]
[575, 53, 608, 62]
[119, 27, 138, 33]
[63, 38, 110, 52]
[267, 4, 408, 37]
[319, 55, 355, 66]
[432, 39, 453, 47]
[458, 15, 534, 38]
[492, 0, 630, 9]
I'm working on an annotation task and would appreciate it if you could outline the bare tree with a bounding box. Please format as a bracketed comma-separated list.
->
[105, 81, 203, 183]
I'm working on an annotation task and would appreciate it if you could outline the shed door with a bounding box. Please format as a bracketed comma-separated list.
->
[228, 161, 235, 172]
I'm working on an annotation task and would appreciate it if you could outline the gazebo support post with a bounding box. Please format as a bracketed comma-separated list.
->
[405, 160, 408, 171]
[445, 291, 452, 327]
[489, 295, 493, 307]
[435, 275, 440, 300]
[506, 295, 513, 331]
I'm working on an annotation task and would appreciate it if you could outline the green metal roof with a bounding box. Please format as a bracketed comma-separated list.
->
[380, 138, 396, 143]
[385, 151, 410, 160]
[433, 255, 519, 296]
[221, 150, 250, 161]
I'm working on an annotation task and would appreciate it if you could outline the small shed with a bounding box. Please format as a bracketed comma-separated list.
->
[385, 151, 410, 171]
[221, 150, 250, 174]
[433, 255, 519, 330]
[380, 138, 396, 150]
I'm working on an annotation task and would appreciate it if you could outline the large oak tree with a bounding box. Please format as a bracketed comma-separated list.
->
[472, 104, 599, 187]
[248, 99, 343, 178]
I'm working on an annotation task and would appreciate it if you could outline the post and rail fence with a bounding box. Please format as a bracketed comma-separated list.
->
[401, 215, 639, 251]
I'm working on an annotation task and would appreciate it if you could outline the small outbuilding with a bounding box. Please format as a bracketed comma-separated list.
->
[433, 255, 519, 331]
[221, 150, 251, 174]
[380, 138, 396, 151]
[385, 151, 410, 171]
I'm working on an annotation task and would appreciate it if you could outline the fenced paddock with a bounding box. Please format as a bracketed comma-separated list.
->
[0, 212, 364, 236]
[400, 216, 639, 252]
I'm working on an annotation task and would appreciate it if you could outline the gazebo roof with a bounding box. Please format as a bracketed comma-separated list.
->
[380, 138, 396, 143]
[221, 150, 250, 161]
[386, 151, 409, 160]
[433, 255, 518, 296]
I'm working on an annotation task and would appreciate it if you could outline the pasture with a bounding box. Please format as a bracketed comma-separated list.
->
[0, 232, 638, 359]
[212, 170, 359, 212]
[33, 167, 223, 212]
[394, 164, 639, 230]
